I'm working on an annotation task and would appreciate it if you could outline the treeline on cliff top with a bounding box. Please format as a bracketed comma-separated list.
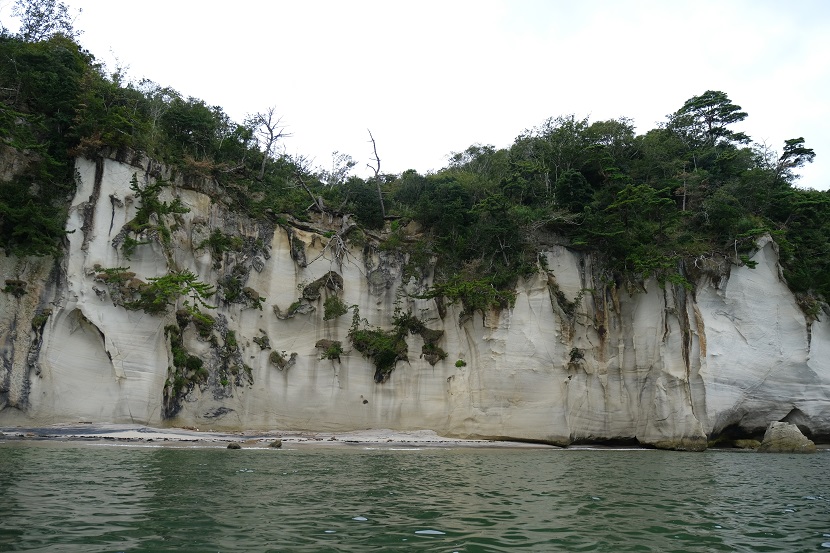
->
[1, 1, 828, 310]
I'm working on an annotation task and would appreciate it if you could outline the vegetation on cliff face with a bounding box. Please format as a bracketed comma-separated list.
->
[1, 2, 828, 309]
[348, 306, 446, 382]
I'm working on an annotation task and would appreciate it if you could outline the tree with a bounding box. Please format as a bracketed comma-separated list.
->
[669, 90, 750, 149]
[342, 176, 384, 229]
[592, 184, 679, 279]
[134, 80, 179, 153]
[775, 137, 815, 183]
[583, 118, 637, 183]
[504, 115, 590, 204]
[535, 115, 590, 183]
[553, 169, 592, 212]
[392, 169, 427, 208]
[470, 192, 521, 267]
[320, 151, 356, 187]
[448, 144, 508, 182]
[0, 31, 89, 254]
[160, 97, 222, 160]
[414, 176, 473, 252]
[11, 0, 81, 42]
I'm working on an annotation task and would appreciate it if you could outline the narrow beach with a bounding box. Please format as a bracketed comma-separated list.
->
[0, 423, 555, 449]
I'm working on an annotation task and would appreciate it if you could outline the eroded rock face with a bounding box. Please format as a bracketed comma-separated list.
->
[1, 153, 829, 449]
[757, 422, 817, 453]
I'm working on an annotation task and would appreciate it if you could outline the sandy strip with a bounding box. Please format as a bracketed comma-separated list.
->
[0, 423, 556, 449]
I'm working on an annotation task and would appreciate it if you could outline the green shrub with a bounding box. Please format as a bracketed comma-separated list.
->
[323, 295, 349, 320]
[31, 308, 52, 330]
[198, 228, 244, 259]
[164, 324, 209, 416]
[225, 330, 238, 351]
[253, 332, 271, 350]
[119, 174, 189, 258]
[2, 279, 28, 298]
[269, 350, 297, 370]
[191, 310, 215, 337]
[316, 339, 343, 361]
[421, 272, 515, 319]
[350, 326, 407, 381]
[124, 269, 215, 315]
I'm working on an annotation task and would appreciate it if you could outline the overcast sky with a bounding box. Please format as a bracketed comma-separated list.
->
[4, 0, 829, 189]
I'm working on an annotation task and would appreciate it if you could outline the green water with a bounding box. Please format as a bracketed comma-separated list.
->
[0, 442, 828, 552]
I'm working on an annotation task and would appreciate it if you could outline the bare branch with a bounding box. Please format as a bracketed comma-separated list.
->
[366, 129, 386, 219]
[305, 217, 359, 270]
[294, 171, 325, 213]
[367, 129, 381, 176]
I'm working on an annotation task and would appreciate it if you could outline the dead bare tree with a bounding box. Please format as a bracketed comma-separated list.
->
[247, 107, 290, 180]
[366, 129, 385, 219]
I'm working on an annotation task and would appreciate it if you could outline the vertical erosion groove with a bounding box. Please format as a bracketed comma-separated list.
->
[80, 157, 105, 252]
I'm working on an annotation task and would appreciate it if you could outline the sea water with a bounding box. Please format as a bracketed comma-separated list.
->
[0, 441, 827, 552]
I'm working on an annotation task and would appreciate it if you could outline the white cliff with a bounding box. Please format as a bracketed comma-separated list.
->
[1, 153, 828, 449]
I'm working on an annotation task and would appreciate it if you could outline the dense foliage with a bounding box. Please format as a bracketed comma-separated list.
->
[1, 7, 828, 306]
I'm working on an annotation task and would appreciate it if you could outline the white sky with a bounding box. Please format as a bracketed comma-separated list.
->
[3, 0, 829, 189]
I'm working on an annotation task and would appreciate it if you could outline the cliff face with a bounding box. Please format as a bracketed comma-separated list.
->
[1, 154, 828, 449]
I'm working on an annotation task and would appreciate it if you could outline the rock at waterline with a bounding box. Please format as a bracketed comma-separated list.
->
[269, 439, 282, 448]
[227, 442, 242, 449]
[757, 422, 816, 454]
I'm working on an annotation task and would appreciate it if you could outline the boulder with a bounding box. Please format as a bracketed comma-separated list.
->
[757, 422, 816, 453]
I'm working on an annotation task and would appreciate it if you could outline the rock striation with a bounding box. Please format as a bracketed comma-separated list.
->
[1, 152, 829, 449]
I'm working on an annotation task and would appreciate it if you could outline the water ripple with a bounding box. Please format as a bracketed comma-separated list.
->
[0, 444, 828, 551]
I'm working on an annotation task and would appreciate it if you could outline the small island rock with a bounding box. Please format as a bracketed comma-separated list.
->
[757, 422, 816, 454]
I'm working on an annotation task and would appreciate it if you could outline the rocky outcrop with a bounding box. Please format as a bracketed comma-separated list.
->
[1, 152, 829, 449]
[757, 422, 817, 453]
